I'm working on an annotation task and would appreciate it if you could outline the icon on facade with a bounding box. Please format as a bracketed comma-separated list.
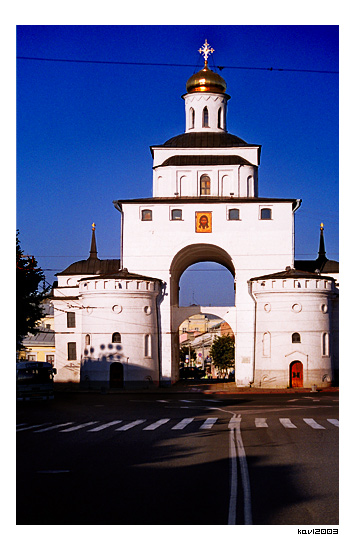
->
[195, 212, 212, 233]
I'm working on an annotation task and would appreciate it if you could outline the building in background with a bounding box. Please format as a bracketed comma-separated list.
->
[19, 301, 55, 365]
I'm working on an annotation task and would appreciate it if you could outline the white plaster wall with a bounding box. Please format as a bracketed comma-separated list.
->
[52, 293, 82, 384]
[183, 92, 228, 132]
[119, 199, 295, 385]
[153, 164, 258, 198]
[78, 278, 161, 386]
[252, 278, 336, 388]
[120, 200, 294, 276]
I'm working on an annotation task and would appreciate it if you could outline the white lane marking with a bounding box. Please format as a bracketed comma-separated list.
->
[116, 420, 146, 431]
[156, 400, 169, 403]
[327, 419, 339, 427]
[17, 423, 52, 432]
[280, 418, 297, 429]
[234, 416, 252, 525]
[87, 421, 122, 432]
[303, 418, 325, 430]
[60, 421, 98, 432]
[172, 418, 195, 430]
[200, 417, 218, 429]
[143, 419, 170, 431]
[34, 422, 74, 432]
[179, 399, 194, 403]
[228, 415, 238, 525]
[16, 423, 27, 427]
[255, 418, 268, 428]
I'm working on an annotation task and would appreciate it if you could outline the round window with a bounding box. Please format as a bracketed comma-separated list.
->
[292, 303, 302, 313]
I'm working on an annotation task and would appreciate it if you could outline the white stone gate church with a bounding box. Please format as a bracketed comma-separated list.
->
[53, 41, 339, 389]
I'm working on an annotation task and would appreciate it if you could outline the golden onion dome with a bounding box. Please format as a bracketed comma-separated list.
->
[186, 63, 227, 94]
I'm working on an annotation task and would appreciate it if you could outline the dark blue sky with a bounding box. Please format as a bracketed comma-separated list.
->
[16, 25, 339, 305]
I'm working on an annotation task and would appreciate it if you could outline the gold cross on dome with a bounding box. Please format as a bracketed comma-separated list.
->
[92, 222, 96, 231]
[198, 39, 214, 63]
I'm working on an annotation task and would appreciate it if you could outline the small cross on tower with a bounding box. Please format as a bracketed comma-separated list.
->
[198, 39, 214, 66]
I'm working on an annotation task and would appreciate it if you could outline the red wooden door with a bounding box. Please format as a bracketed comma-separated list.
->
[290, 361, 303, 388]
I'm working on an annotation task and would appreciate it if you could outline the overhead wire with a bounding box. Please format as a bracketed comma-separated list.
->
[16, 56, 338, 75]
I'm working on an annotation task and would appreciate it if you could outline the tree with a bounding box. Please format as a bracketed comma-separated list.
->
[210, 335, 235, 372]
[179, 345, 196, 365]
[16, 231, 47, 350]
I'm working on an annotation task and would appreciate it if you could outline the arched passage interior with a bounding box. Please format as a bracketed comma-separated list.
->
[169, 243, 236, 380]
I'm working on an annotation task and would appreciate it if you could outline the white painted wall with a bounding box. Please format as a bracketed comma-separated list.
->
[53, 275, 161, 387]
[118, 198, 296, 385]
[251, 276, 337, 388]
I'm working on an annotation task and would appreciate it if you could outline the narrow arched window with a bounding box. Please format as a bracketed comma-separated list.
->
[263, 332, 271, 357]
[144, 334, 152, 358]
[217, 107, 222, 129]
[189, 107, 195, 129]
[202, 106, 209, 128]
[85, 334, 91, 346]
[200, 174, 211, 195]
[292, 332, 301, 344]
[322, 332, 329, 356]
[112, 332, 121, 343]
[247, 176, 253, 197]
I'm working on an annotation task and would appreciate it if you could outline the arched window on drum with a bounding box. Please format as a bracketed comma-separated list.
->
[202, 106, 209, 128]
[200, 174, 211, 196]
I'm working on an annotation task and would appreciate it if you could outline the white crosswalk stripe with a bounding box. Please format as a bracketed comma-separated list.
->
[87, 421, 122, 432]
[200, 417, 218, 429]
[327, 419, 339, 427]
[16, 416, 339, 434]
[280, 418, 297, 429]
[255, 418, 268, 428]
[17, 423, 52, 432]
[172, 418, 195, 430]
[34, 422, 74, 433]
[303, 418, 325, 429]
[60, 421, 98, 432]
[143, 419, 170, 431]
[116, 420, 146, 431]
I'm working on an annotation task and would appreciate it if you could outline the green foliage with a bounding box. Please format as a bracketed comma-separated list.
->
[179, 345, 197, 364]
[210, 335, 235, 371]
[16, 231, 47, 350]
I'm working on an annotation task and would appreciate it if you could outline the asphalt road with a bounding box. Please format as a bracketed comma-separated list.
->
[16, 391, 339, 525]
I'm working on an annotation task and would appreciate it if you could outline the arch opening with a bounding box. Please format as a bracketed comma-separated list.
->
[179, 262, 235, 307]
[179, 314, 235, 380]
[170, 243, 235, 307]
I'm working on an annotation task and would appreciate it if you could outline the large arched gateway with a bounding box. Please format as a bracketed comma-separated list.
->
[54, 41, 338, 389]
[169, 243, 237, 380]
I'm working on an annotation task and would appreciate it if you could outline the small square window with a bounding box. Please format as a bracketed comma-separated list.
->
[260, 208, 272, 220]
[228, 208, 240, 221]
[171, 208, 182, 220]
[141, 209, 152, 221]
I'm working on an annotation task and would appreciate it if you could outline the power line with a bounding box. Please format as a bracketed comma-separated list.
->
[16, 56, 338, 75]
